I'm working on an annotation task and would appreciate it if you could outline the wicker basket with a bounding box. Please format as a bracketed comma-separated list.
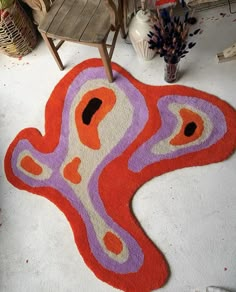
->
[0, 0, 37, 57]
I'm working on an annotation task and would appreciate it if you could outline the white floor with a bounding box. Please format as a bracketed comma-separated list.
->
[1, 5, 236, 292]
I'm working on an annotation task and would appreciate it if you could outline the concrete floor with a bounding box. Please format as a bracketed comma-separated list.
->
[0, 4, 236, 292]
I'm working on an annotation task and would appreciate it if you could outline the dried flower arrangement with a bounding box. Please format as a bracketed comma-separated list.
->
[148, 7, 201, 64]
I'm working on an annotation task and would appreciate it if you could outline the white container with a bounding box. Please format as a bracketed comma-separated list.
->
[128, 9, 156, 61]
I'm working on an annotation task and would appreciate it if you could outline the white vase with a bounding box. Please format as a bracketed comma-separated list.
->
[128, 9, 156, 61]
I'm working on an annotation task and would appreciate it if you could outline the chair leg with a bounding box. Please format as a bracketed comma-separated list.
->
[40, 32, 64, 70]
[98, 43, 114, 83]
[118, 0, 127, 38]
[119, 16, 126, 39]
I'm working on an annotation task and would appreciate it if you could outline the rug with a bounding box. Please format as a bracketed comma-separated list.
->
[4, 59, 236, 292]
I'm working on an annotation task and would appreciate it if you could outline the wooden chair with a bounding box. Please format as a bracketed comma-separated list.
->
[38, 0, 125, 82]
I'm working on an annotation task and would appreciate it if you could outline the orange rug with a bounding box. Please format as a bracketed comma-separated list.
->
[4, 59, 236, 291]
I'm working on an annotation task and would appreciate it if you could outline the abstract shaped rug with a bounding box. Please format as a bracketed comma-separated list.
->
[4, 59, 236, 292]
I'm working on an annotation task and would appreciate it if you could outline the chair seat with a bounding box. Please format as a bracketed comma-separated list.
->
[39, 0, 112, 43]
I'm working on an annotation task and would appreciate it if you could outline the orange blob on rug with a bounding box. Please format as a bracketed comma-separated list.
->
[4, 59, 236, 291]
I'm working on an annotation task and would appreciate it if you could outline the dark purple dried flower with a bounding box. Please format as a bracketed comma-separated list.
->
[148, 8, 200, 63]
